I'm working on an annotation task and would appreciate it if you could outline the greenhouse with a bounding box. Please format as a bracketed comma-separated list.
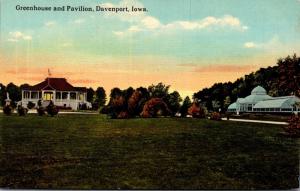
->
[227, 86, 300, 114]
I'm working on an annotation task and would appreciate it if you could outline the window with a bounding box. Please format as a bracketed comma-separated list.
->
[79, 93, 84, 101]
[70, 92, 76, 100]
[282, 108, 292, 112]
[31, 92, 38, 99]
[56, 92, 61, 99]
[247, 104, 252, 111]
[62, 92, 68, 99]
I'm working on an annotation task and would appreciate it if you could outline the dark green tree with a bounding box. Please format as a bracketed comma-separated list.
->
[6, 83, 21, 107]
[95, 87, 106, 107]
[148, 82, 170, 99]
[179, 96, 192, 117]
[86, 87, 95, 103]
[166, 91, 182, 115]
[0, 83, 6, 106]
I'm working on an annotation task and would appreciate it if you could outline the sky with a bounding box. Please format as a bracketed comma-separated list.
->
[1, 0, 300, 98]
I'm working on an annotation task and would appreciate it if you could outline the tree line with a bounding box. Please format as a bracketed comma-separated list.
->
[1, 54, 299, 116]
[193, 54, 300, 112]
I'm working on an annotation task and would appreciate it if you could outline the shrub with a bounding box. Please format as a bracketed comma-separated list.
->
[46, 101, 59, 117]
[17, 105, 28, 116]
[210, 112, 222, 121]
[187, 103, 206, 118]
[117, 111, 129, 119]
[37, 107, 45, 116]
[79, 103, 87, 110]
[140, 98, 171, 118]
[3, 105, 12, 115]
[282, 114, 300, 137]
[27, 101, 35, 109]
[37, 100, 42, 107]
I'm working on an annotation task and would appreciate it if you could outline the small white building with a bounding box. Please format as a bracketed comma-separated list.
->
[21, 77, 91, 110]
[227, 86, 300, 114]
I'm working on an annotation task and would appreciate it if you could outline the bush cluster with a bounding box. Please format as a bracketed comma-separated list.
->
[210, 112, 222, 121]
[283, 114, 300, 137]
[3, 105, 12, 115]
[27, 101, 35, 109]
[187, 103, 206, 118]
[17, 105, 28, 116]
[46, 101, 59, 117]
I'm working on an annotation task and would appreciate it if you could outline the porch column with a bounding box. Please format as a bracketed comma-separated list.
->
[29, 91, 32, 100]
[67, 92, 70, 100]
[53, 91, 56, 103]
[42, 91, 44, 100]
[22, 91, 24, 100]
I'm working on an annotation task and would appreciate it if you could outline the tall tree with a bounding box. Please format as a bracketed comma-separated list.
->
[148, 82, 170, 99]
[166, 91, 182, 115]
[0, 83, 6, 106]
[6, 83, 21, 107]
[179, 96, 192, 117]
[95, 87, 106, 107]
[277, 54, 300, 96]
[86, 87, 95, 103]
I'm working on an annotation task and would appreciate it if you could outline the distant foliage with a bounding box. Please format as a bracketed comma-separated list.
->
[3, 105, 12, 115]
[17, 105, 28, 116]
[140, 98, 170, 118]
[188, 103, 206, 118]
[210, 112, 222, 121]
[283, 114, 300, 137]
[27, 101, 35, 109]
[46, 101, 59, 116]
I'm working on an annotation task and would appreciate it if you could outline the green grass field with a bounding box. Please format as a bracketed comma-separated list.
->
[0, 113, 299, 189]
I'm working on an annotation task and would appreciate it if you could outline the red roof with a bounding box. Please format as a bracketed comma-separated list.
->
[23, 78, 86, 92]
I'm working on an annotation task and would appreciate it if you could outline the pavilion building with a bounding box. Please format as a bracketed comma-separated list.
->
[20, 77, 91, 110]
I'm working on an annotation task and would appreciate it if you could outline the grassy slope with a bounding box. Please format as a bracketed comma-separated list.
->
[0, 114, 299, 189]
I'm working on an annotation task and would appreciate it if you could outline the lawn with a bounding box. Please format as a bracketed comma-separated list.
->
[0, 113, 299, 189]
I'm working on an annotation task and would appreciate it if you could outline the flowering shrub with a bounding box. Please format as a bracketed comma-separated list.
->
[210, 112, 222, 121]
[187, 103, 206, 118]
[3, 105, 12, 115]
[283, 114, 300, 137]
[140, 98, 170, 118]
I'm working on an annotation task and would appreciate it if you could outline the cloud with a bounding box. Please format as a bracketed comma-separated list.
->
[141, 16, 161, 29]
[60, 42, 73, 47]
[73, 19, 85, 24]
[102, 0, 248, 37]
[244, 35, 281, 50]
[165, 15, 248, 31]
[194, 64, 254, 73]
[113, 31, 125, 37]
[244, 42, 256, 48]
[45, 21, 56, 27]
[114, 14, 248, 37]
[7, 31, 32, 42]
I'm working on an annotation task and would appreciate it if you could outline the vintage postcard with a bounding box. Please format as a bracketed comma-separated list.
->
[0, 0, 300, 189]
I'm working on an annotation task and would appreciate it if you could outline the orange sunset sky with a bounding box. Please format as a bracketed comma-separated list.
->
[1, 0, 300, 98]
